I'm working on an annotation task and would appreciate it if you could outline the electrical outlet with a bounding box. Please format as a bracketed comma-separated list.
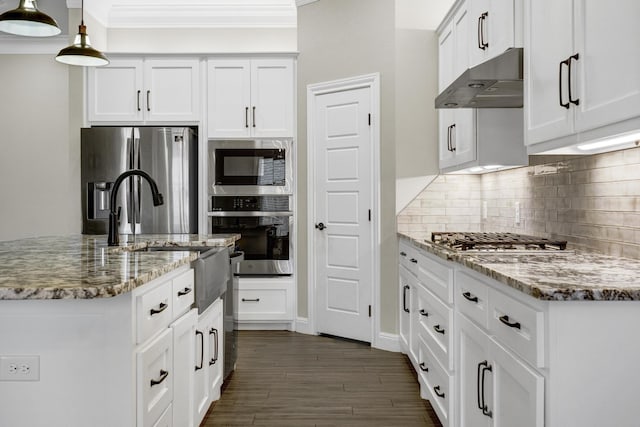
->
[515, 202, 521, 225]
[0, 356, 40, 381]
[482, 201, 488, 220]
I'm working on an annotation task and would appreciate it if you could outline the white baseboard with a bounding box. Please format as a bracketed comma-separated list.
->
[373, 332, 402, 352]
[294, 317, 315, 335]
[235, 322, 294, 331]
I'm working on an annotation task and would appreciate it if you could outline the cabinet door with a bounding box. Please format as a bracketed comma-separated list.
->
[144, 59, 201, 122]
[170, 309, 197, 427]
[452, 1, 470, 78]
[524, 0, 574, 145]
[439, 110, 457, 168]
[490, 339, 544, 427]
[193, 312, 211, 427]
[207, 299, 224, 402]
[207, 59, 252, 138]
[137, 328, 174, 427]
[573, 0, 640, 133]
[458, 315, 492, 427]
[88, 59, 144, 122]
[250, 59, 294, 138]
[438, 21, 455, 91]
[399, 266, 413, 353]
[470, 0, 515, 68]
[451, 109, 476, 166]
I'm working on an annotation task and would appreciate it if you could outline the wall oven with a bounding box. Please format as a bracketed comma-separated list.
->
[208, 139, 293, 195]
[209, 195, 292, 276]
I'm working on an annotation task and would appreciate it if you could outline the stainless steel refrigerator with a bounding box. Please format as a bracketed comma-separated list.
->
[81, 127, 198, 235]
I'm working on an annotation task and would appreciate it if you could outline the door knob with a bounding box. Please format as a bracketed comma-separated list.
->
[315, 222, 326, 230]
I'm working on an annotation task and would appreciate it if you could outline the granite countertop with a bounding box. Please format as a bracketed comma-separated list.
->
[399, 232, 640, 301]
[0, 234, 240, 300]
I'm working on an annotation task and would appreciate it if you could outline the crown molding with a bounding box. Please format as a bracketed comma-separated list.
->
[295, 0, 319, 6]
[0, 34, 68, 54]
[107, 4, 296, 28]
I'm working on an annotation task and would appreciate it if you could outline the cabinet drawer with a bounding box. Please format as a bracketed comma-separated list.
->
[488, 288, 545, 368]
[137, 280, 173, 344]
[172, 269, 195, 319]
[236, 288, 292, 321]
[416, 250, 454, 304]
[416, 284, 454, 371]
[417, 334, 452, 427]
[399, 240, 419, 275]
[456, 271, 489, 329]
[137, 328, 173, 427]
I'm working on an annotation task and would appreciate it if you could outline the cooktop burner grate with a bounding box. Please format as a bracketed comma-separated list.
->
[431, 232, 568, 251]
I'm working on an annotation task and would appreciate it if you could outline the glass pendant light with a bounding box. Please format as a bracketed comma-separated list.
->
[0, 0, 61, 37]
[55, 0, 108, 67]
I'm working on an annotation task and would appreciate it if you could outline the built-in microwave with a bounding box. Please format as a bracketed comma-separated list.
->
[208, 139, 293, 195]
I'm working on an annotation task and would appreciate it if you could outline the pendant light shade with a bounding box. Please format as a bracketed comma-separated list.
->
[55, 0, 108, 67]
[0, 0, 61, 37]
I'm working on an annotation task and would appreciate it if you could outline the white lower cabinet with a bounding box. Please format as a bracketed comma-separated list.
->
[235, 277, 295, 329]
[170, 309, 197, 427]
[153, 404, 173, 427]
[138, 328, 174, 427]
[457, 314, 543, 427]
[194, 298, 224, 427]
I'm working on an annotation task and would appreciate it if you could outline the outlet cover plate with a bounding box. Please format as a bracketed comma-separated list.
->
[0, 355, 40, 381]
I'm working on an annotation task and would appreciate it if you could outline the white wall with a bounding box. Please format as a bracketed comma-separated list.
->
[0, 55, 82, 241]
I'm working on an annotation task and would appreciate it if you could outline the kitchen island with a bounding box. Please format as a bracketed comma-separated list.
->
[398, 231, 640, 427]
[0, 233, 239, 427]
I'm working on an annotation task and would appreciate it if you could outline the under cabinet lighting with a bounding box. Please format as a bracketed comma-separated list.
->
[576, 131, 640, 152]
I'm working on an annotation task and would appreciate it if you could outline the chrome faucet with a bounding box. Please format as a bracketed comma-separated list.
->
[108, 169, 164, 246]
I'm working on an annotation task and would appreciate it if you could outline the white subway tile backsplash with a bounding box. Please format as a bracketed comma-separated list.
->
[397, 146, 640, 258]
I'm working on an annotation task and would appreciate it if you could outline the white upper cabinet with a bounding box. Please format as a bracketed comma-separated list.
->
[437, 0, 526, 173]
[88, 58, 201, 123]
[469, 0, 519, 68]
[525, 0, 640, 152]
[207, 58, 294, 138]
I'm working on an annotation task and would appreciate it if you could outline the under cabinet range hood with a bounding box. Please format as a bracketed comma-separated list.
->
[436, 48, 523, 109]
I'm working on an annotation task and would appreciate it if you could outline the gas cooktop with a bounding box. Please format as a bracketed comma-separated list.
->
[431, 232, 568, 252]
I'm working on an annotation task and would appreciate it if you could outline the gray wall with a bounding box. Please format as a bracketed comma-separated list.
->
[0, 55, 82, 241]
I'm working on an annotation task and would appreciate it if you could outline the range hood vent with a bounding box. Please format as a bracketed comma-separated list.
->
[435, 48, 523, 109]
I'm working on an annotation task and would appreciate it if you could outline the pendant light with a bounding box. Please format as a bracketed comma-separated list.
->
[0, 0, 61, 37]
[55, 0, 108, 67]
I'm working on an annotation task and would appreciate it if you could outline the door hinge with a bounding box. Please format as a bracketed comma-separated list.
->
[368, 209, 371, 221]
[368, 113, 371, 126]
[368, 305, 372, 317]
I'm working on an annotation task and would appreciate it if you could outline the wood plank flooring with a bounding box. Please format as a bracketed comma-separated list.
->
[201, 330, 443, 426]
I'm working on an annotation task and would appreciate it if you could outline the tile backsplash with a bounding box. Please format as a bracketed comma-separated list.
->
[397, 147, 640, 259]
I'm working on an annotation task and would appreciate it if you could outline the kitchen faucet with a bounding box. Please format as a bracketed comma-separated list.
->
[108, 169, 164, 246]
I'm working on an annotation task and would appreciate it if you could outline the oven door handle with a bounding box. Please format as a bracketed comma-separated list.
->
[207, 211, 293, 217]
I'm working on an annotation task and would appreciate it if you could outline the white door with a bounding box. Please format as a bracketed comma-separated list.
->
[314, 86, 373, 343]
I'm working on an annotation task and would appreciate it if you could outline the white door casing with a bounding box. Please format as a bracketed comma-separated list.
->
[307, 74, 380, 345]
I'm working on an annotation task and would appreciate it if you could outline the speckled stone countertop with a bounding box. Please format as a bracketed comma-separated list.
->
[399, 232, 640, 301]
[0, 234, 240, 300]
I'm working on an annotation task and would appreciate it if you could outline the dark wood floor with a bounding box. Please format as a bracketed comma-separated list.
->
[201, 330, 443, 426]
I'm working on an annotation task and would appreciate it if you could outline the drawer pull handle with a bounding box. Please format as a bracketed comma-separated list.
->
[462, 292, 479, 303]
[150, 302, 168, 316]
[419, 309, 429, 317]
[209, 328, 219, 365]
[400, 251, 407, 257]
[419, 362, 429, 372]
[177, 287, 192, 297]
[409, 258, 418, 264]
[242, 298, 260, 302]
[195, 330, 204, 371]
[433, 325, 445, 335]
[499, 315, 521, 329]
[150, 369, 169, 387]
[433, 385, 445, 399]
